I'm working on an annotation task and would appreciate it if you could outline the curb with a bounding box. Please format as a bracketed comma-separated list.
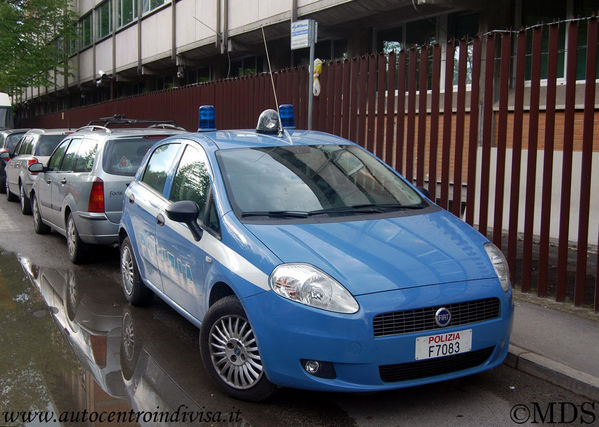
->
[506, 344, 599, 402]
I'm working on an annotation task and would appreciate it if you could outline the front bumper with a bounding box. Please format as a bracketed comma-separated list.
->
[242, 278, 513, 392]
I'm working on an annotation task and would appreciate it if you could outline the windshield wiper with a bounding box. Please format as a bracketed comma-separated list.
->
[241, 210, 309, 218]
[308, 202, 426, 216]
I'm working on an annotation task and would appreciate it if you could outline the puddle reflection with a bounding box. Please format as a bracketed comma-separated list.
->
[18, 255, 250, 426]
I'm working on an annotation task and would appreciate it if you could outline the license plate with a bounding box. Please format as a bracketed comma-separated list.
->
[415, 329, 472, 360]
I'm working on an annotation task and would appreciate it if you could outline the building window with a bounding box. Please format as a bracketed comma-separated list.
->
[96, 1, 113, 40]
[118, 0, 138, 28]
[142, 0, 166, 14]
[68, 24, 78, 55]
[81, 14, 92, 48]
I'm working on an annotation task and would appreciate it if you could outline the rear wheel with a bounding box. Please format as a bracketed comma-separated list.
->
[120, 237, 153, 306]
[200, 296, 276, 401]
[6, 180, 17, 202]
[19, 182, 31, 215]
[66, 213, 88, 264]
[32, 194, 50, 234]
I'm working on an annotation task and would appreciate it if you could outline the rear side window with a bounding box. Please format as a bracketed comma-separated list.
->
[35, 135, 66, 156]
[74, 140, 98, 172]
[60, 139, 82, 171]
[103, 137, 160, 176]
[47, 140, 70, 171]
[141, 143, 180, 194]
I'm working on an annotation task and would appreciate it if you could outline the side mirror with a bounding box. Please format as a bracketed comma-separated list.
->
[165, 200, 204, 241]
[29, 163, 44, 173]
[417, 186, 431, 199]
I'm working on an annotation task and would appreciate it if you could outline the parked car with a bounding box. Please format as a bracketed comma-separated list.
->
[3, 128, 71, 213]
[118, 106, 514, 401]
[28, 119, 185, 263]
[0, 128, 29, 193]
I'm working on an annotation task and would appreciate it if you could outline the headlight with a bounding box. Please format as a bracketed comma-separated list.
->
[484, 243, 510, 292]
[269, 263, 359, 314]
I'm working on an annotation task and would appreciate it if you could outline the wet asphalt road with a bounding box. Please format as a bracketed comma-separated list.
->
[0, 198, 595, 427]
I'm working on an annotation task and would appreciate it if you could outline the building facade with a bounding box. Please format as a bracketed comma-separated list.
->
[15, 0, 597, 117]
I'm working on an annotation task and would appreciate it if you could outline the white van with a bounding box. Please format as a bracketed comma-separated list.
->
[0, 92, 14, 129]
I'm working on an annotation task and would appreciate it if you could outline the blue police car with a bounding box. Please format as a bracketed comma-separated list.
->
[119, 105, 513, 401]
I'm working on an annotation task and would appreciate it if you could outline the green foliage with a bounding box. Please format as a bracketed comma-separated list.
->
[0, 0, 77, 96]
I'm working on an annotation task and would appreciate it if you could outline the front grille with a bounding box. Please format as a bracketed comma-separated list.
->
[379, 346, 495, 382]
[373, 297, 500, 337]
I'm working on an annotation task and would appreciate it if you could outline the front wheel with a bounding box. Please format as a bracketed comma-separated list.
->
[19, 182, 31, 215]
[66, 213, 88, 264]
[199, 296, 276, 401]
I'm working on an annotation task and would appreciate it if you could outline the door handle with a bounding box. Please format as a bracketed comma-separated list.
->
[128, 194, 135, 204]
[60, 178, 67, 184]
[156, 214, 165, 226]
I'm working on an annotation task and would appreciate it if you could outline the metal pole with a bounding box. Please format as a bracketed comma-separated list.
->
[307, 22, 314, 130]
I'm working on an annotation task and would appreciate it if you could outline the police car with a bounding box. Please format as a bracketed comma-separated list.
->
[118, 105, 513, 401]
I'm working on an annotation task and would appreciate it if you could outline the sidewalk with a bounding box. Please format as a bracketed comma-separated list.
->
[506, 291, 599, 401]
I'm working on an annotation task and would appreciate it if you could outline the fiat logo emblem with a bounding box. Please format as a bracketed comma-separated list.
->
[435, 307, 451, 327]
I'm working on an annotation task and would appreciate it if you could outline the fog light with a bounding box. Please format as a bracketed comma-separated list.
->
[304, 360, 320, 374]
[301, 359, 336, 379]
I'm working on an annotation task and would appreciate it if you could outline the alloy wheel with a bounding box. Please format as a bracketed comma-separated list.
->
[208, 314, 264, 390]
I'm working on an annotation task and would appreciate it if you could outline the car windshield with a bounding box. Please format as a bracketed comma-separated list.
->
[103, 137, 161, 176]
[217, 145, 424, 218]
[34, 135, 65, 156]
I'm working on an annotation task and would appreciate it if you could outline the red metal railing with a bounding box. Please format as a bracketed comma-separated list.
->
[20, 18, 599, 310]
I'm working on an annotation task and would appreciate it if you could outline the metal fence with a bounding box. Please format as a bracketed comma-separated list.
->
[21, 18, 599, 310]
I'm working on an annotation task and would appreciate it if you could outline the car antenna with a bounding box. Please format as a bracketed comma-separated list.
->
[261, 26, 288, 140]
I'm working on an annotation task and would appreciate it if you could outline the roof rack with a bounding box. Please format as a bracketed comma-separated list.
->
[76, 125, 111, 133]
[86, 114, 180, 128]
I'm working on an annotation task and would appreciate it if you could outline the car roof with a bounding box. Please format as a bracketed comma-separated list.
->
[176, 129, 353, 153]
[73, 127, 186, 140]
[24, 128, 73, 136]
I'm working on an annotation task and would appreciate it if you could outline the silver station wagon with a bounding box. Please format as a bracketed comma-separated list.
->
[29, 118, 185, 263]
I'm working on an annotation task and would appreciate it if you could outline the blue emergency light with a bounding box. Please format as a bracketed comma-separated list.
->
[198, 105, 216, 131]
[279, 104, 295, 129]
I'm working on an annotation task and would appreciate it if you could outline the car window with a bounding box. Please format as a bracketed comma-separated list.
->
[6, 133, 24, 152]
[34, 135, 66, 156]
[60, 139, 82, 171]
[18, 136, 33, 155]
[217, 145, 423, 214]
[169, 145, 211, 211]
[141, 143, 180, 195]
[47, 139, 70, 171]
[74, 139, 98, 172]
[103, 137, 161, 176]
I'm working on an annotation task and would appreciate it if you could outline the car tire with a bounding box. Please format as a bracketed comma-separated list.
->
[120, 236, 153, 306]
[120, 307, 143, 380]
[6, 180, 17, 202]
[66, 213, 88, 264]
[199, 295, 276, 402]
[32, 193, 50, 234]
[19, 182, 31, 215]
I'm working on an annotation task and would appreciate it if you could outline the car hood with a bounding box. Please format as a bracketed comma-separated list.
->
[244, 209, 497, 296]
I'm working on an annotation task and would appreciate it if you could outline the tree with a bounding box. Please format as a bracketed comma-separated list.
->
[0, 0, 77, 96]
